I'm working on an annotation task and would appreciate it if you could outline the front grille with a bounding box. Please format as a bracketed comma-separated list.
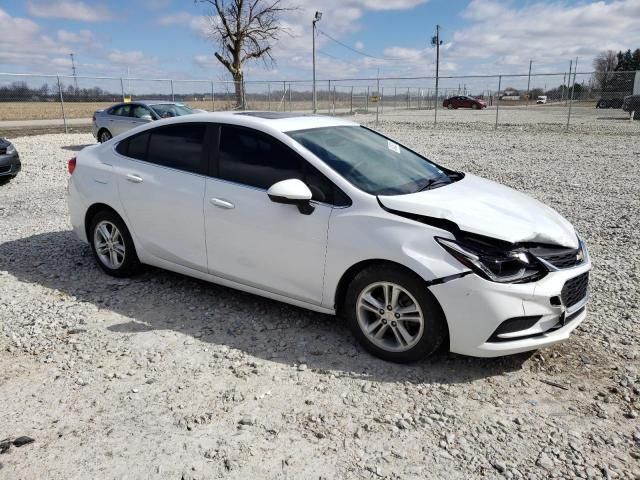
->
[561, 272, 589, 308]
[536, 247, 583, 269]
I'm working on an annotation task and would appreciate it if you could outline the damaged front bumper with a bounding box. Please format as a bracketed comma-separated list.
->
[429, 257, 591, 358]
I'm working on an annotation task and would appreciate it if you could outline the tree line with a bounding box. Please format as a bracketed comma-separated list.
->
[592, 48, 640, 95]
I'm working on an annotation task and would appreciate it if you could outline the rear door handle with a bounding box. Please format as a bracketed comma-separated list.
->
[210, 198, 235, 209]
[126, 173, 143, 183]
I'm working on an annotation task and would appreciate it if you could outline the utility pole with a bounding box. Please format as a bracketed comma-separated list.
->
[312, 11, 322, 114]
[566, 57, 578, 131]
[431, 24, 443, 125]
[526, 59, 532, 106]
[70, 52, 78, 91]
[565, 59, 572, 106]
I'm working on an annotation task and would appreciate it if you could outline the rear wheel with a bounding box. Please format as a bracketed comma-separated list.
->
[89, 210, 141, 277]
[98, 129, 112, 143]
[596, 99, 609, 109]
[344, 265, 447, 363]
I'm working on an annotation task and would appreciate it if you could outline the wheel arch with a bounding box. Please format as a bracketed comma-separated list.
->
[84, 203, 126, 241]
[333, 258, 450, 349]
[333, 258, 445, 314]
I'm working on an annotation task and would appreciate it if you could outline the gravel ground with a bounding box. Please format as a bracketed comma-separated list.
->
[0, 123, 639, 480]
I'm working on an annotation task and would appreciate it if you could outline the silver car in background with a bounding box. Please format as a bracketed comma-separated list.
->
[92, 101, 199, 143]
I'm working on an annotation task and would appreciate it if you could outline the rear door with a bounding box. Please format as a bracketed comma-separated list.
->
[107, 104, 132, 136]
[114, 123, 211, 272]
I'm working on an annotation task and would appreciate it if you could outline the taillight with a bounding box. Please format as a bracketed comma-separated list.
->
[68, 157, 76, 174]
[92, 114, 96, 123]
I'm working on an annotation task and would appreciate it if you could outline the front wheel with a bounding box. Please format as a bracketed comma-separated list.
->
[446, 104, 454, 109]
[344, 265, 447, 363]
[472, 103, 479, 110]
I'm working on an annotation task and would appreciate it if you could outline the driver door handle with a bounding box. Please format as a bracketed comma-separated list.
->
[210, 198, 235, 209]
[126, 173, 143, 183]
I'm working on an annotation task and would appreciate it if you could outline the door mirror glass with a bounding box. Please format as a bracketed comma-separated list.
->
[141, 114, 153, 121]
[267, 179, 314, 215]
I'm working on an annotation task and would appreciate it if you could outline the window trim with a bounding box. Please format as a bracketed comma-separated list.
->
[210, 123, 351, 208]
[113, 122, 214, 176]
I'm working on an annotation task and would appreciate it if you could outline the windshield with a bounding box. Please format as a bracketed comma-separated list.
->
[288, 126, 453, 195]
[150, 103, 193, 118]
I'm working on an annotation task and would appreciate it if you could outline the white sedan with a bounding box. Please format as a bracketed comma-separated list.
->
[67, 112, 591, 363]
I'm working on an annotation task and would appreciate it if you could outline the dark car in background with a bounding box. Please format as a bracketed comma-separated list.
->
[443, 95, 487, 110]
[0, 138, 21, 184]
[92, 101, 202, 143]
[596, 98, 624, 109]
[622, 95, 640, 119]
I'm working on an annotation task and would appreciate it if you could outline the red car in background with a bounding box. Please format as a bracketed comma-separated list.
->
[443, 95, 487, 109]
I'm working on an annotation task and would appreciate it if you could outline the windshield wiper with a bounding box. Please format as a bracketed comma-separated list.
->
[419, 178, 451, 192]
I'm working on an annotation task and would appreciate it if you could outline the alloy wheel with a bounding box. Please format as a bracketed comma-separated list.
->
[100, 131, 112, 142]
[94, 220, 126, 269]
[356, 282, 425, 353]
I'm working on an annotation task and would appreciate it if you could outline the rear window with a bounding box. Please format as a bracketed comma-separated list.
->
[147, 124, 206, 174]
[115, 132, 149, 161]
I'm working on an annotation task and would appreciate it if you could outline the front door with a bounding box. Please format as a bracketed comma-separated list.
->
[204, 125, 334, 304]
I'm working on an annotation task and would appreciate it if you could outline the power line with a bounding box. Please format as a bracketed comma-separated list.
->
[316, 29, 423, 63]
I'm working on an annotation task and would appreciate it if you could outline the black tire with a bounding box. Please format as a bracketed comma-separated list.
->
[344, 264, 447, 363]
[98, 129, 112, 143]
[446, 103, 453, 109]
[472, 103, 479, 110]
[89, 209, 141, 277]
[596, 99, 609, 109]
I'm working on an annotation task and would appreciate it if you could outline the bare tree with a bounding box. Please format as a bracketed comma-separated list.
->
[196, 0, 291, 108]
[592, 50, 617, 91]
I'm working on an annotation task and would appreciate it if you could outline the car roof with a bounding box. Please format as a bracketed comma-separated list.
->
[134, 100, 186, 105]
[146, 111, 359, 133]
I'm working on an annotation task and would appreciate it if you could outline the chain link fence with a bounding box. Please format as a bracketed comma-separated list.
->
[0, 70, 638, 133]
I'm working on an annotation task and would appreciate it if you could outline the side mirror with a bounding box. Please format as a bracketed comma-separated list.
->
[267, 179, 314, 215]
[141, 114, 153, 121]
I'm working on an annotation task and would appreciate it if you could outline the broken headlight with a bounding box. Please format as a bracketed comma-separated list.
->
[435, 237, 546, 283]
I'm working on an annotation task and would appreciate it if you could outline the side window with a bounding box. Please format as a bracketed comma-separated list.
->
[131, 105, 153, 119]
[217, 126, 350, 206]
[304, 163, 350, 206]
[218, 126, 302, 189]
[110, 105, 131, 116]
[147, 124, 206, 174]
[115, 132, 149, 161]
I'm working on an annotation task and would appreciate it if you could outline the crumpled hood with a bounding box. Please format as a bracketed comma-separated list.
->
[379, 173, 578, 249]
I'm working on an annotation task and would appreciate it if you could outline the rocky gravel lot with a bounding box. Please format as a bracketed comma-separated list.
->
[0, 122, 639, 479]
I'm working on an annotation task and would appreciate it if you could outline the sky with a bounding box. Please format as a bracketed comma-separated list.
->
[1, 0, 639, 85]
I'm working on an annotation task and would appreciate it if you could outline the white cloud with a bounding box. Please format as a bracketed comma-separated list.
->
[450, 0, 640, 70]
[156, 12, 214, 37]
[359, 0, 428, 10]
[355, 41, 365, 50]
[107, 50, 159, 67]
[56, 29, 95, 43]
[27, 0, 113, 22]
[0, 8, 98, 71]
